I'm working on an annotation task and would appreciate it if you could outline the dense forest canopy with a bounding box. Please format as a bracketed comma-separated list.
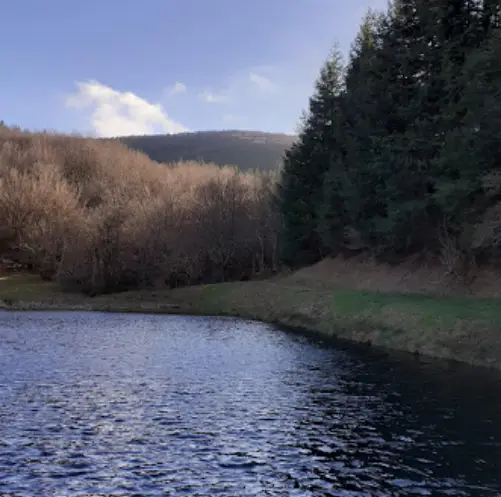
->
[279, 0, 501, 276]
[0, 128, 280, 294]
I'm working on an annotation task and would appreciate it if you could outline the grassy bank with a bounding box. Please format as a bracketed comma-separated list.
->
[2, 272, 501, 370]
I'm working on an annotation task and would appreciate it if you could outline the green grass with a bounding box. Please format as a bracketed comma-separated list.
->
[1, 273, 501, 369]
[330, 289, 501, 326]
[0, 273, 55, 300]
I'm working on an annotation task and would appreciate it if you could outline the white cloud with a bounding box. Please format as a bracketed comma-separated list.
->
[65, 80, 187, 137]
[199, 89, 229, 104]
[249, 72, 278, 93]
[197, 68, 278, 108]
[166, 81, 187, 97]
[222, 114, 234, 122]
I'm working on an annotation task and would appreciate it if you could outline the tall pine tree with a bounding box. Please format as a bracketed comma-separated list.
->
[279, 0, 501, 266]
[279, 46, 345, 266]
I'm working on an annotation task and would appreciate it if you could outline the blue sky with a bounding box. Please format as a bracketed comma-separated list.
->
[1, 0, 386, 137]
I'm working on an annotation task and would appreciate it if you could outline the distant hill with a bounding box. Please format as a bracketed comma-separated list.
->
[117, 130, 296, 172]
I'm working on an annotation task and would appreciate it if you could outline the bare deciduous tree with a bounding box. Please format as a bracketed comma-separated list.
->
[0, 128, 280, 294]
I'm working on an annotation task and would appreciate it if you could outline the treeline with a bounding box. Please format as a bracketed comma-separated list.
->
[0, 128, 279, 294]
[280, 0, 501, 280]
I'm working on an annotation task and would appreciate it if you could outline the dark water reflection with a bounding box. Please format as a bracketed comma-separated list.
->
[0, 311, 500, 496]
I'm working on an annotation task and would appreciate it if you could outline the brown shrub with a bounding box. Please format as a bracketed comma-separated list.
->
[0, 127, 279, 293]
[0, 162, 83, 279]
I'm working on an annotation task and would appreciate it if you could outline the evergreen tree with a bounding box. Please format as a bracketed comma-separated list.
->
[279, 46, 345, 266]
[340, 10, 400, 251]
[280, 0, 501, 266]
[435, 26, 501, 227]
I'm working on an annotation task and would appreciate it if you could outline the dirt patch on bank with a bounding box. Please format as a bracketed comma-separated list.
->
[289, 255, 501, 298]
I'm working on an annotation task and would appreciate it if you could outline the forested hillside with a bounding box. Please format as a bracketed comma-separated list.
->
[0, 128, 279, 294]
[118, 130, 295, 171]
[3, 0, 501, 297]
[280, 0, 501, 284]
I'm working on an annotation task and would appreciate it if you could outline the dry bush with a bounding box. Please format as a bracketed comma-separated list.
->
[0, 162, 84, 279]
[437, 217, 478, 292]
[0, 127, 279, 294]
[472, 202, 501, 259]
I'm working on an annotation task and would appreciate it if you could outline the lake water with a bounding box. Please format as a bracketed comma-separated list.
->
[1, 311, 501, 496]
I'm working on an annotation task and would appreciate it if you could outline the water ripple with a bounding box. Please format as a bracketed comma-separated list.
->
[1, 311, 501, 496]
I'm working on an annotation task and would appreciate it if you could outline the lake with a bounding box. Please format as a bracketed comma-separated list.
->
[1, 311, 501, 496]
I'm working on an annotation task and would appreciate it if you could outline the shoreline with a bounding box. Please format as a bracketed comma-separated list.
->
[2, 274, 501, 371]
